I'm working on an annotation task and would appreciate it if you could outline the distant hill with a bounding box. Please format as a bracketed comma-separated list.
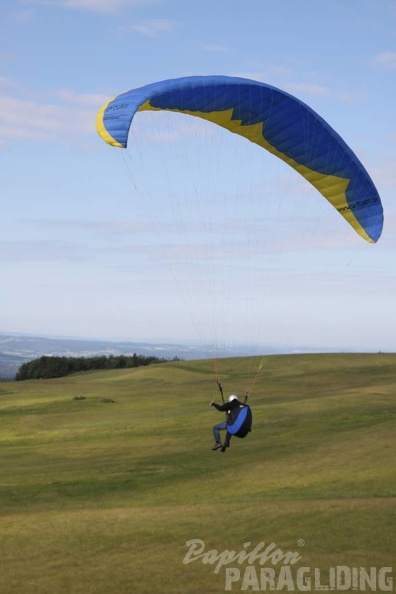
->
[0, 333, 252, 379]
[0, 352, 27, 380]
[0, 332, 358, 380]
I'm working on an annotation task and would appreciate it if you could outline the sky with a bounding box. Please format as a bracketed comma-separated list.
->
[1, 0, 396, 354]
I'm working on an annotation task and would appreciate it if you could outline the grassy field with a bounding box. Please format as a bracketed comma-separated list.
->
[0, 353, 395, 593]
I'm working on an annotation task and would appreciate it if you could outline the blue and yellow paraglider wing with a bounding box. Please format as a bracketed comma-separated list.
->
[96, 76, 383, 243]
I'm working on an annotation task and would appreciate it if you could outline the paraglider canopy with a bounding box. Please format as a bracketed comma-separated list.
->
[96, 75, 383, 244]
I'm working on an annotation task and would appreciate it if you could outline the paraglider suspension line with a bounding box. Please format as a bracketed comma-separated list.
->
[216, 379, 224, 404]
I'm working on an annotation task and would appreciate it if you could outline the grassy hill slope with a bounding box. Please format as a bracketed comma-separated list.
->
[0, 354, 395, 593]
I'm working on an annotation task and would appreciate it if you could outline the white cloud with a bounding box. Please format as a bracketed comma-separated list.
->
[0, 240, 91, 263]
[336, 91, 366, 104]
[55, 88, 109, 107]
[373, 51, 396, 69]
[20, 0, 146, 14]
[0, 87, 106, 146]
[285, 82, 329, 97]
[0, 76, 16, 89]
[200, 42, 228, 53]
[121, 18, 179, 38]
[372, 160, 396, 191]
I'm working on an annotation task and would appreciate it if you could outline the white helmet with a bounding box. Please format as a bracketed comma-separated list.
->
[228, 395, 238, 402]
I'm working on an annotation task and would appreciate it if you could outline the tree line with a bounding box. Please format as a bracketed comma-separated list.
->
[15, 354, 173, 381]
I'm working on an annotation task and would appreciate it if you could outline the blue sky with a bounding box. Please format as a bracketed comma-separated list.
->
[1, 0, 396, 354]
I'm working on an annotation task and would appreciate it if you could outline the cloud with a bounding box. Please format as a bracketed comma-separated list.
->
[27, 217, 229, 237]
[26, 212, 366, 257]
[200, 42, 228, 53]
[20, 0, 146, 14]
[335, 91, 366, 104]
[31, 219, 166, 234]
[0, 85, 107, 146]
[121, 18, 179, 38]
[373, 51, 396, 70]
[376, 165, 396, 191]
[0, 76, 16, 89]
[285, 82, 329, 97]
[55, 88, 109, 107]
[0, 240, 92, 263]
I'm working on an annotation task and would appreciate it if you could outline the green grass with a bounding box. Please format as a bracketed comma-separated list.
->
[0, 354, 395, 593]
